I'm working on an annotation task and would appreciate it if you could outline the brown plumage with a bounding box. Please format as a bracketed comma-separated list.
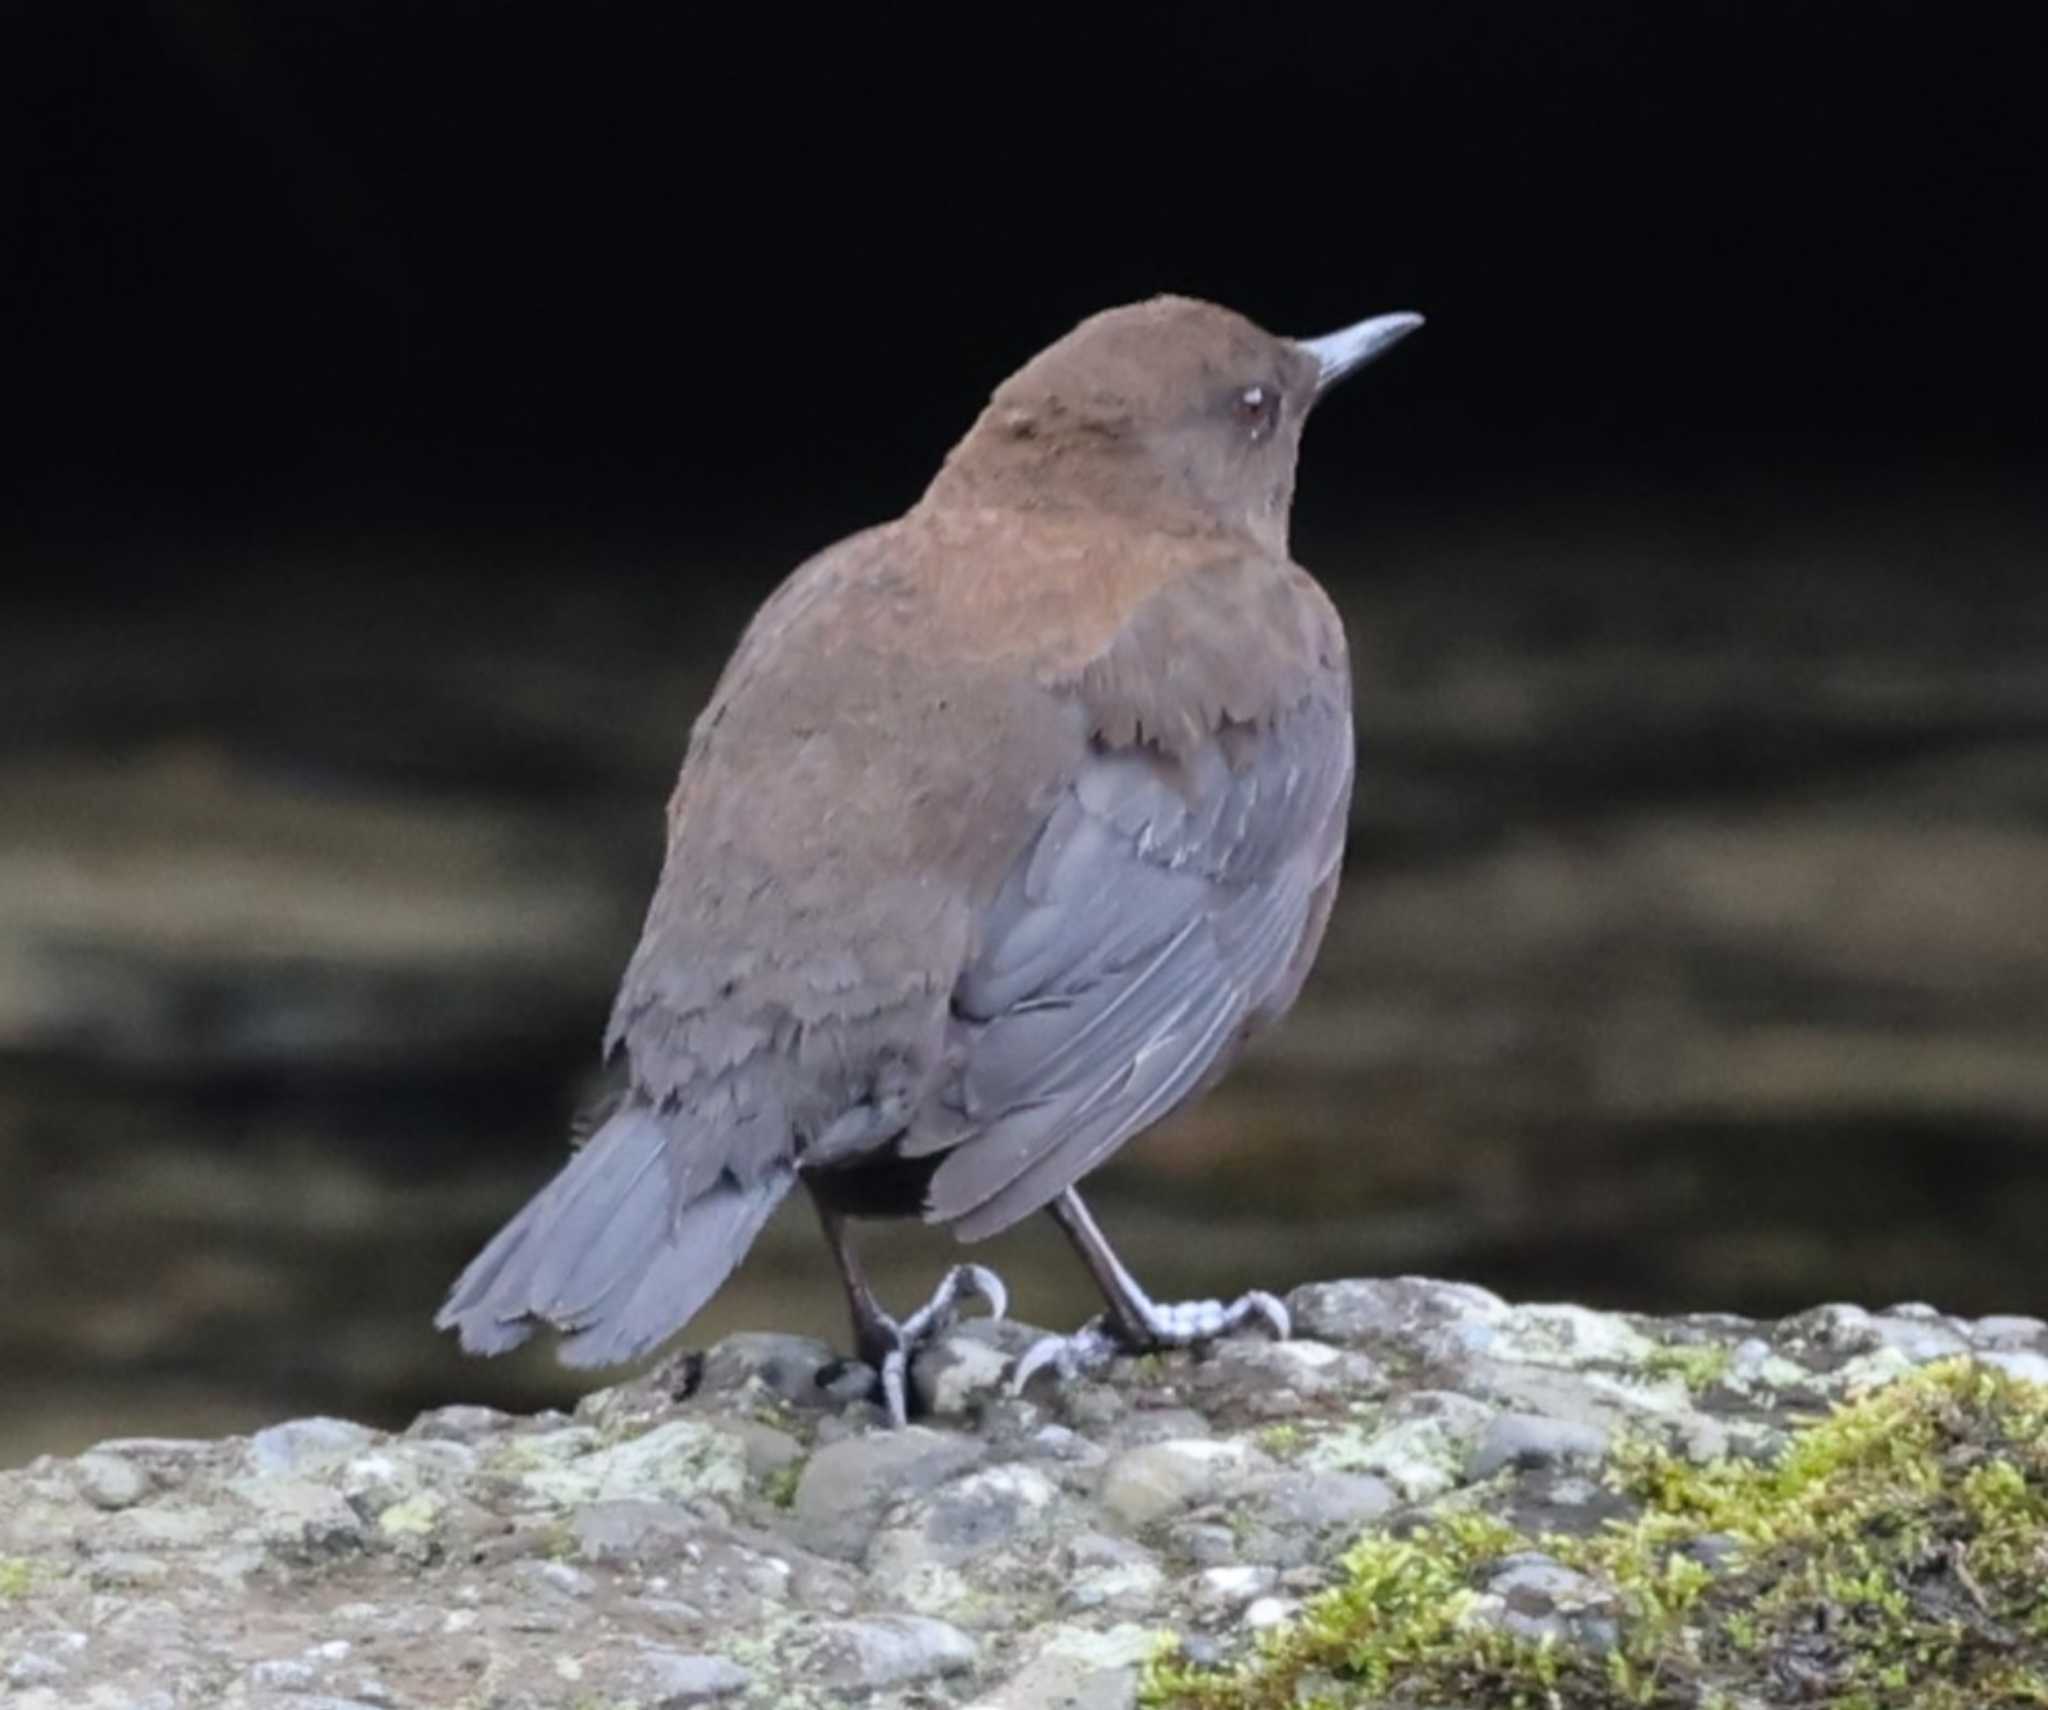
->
[438, 294, 1421, 1413]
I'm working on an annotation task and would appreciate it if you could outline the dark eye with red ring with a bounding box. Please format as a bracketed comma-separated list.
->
[1233, 384, 1280, 443]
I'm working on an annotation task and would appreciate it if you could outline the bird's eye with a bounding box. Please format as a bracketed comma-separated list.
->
[1233, 384, 1280, 443]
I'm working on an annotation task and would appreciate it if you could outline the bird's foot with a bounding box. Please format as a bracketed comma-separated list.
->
[864, 1263, 1008, 1426]
[1010, 1288, 1289, 1394]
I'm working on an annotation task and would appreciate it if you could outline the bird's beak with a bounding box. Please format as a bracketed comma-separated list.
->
[1297, 311, 1425, 395]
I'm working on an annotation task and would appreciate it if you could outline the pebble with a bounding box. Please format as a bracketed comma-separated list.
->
[1244, 1595, 1299, 1629]
[515, 1419, 748, 1507]
[1866, 1312, 1971, 1362]
[1971, 1314, 2048, 1349]
[1299, 1390, 1494, 1500]
[791, 1425, 986, 1560]
[1981, 1348, 2048, 1383]
[1478, 1553, 1618, 1650]
[571, 1497, 701, 1562]
[809, 1613, 978, 1689]
[1098, 1438, 1260, 1527]
[89, 1550, 170, 1588]
[73, 1451, 149, 1511]
[1164, 1519, 1238, 1565]
[1466, 1410, 1612, 1479]
[636, 1649, 752, 1704]
[696, 1332, 843, 1405]
[1240, 1469, 1399, 1534]
[1191, 1563, 1275, 1614]
[244, 1418, 379, 1480]
[405, 1404, 513, 1443]
[537, 1560, 596, 1598]
[5, 1653, 69, 1688]
[237, 1476, 367, 1559]
[8, 1294, 2038, 1708]
[965, 1623, 1154, 1710]
[882, 1461, 1059, 1566]
[1287, 1276, 1509, 1348]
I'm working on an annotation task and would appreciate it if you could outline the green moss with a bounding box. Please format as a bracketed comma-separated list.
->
[1640, 1340, 1736, 1394]
[1146, 1358, 2048, 1709]
[1254, 1424, 1307, 1461]
[0, 1556, 34, 1598]
[762, 1460, 805, 1508]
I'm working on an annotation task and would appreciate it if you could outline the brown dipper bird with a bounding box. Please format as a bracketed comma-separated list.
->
[439, 295, 1422, 1420]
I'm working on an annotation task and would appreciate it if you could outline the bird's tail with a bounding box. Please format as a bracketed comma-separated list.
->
[435, 1100, 792, 1368]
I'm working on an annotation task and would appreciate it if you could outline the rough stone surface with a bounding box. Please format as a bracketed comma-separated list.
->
[637, 1647, 753, 1702]
[810, 1613, 979, 1689]
[1466, 1409, 1614, 1479]
[3, 1277, 2044, 1708]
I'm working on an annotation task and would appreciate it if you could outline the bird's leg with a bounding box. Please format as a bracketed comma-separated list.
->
[808, 1188, 1007, 1426]
[1011, 1188, 1289, 1394]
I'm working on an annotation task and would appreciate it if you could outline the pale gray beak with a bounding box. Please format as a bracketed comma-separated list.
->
[1297, 311, 1425, 393]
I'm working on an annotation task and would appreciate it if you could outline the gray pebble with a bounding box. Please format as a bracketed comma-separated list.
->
[698, 1332, 844, 1406]
[1480, 1554, 1617, 1650]
[242, 1477, 366, 1560]
[1678, 1531, 1745, 1573]
[792, 1426, 985, 1560]
[1466, 1411, 1612, 1479]
[1242, 1470, 1399, 1534]
[89, 1550, 170, 1589]
[247, 1655, 322, 1691]
[572, 1497, 701, 1563]
[244, 1418, 379, 1480]
[537, 1560, 597, 1598]
[1971, 1314, 2048, 1350]
[5, 1652, 70, 1688]
[1164, 1520, 1238, 1565]
[1982, 1348, 2048, 1383]
[1099, 1438, 1260, 1528]
[1866, 1313, 1970, 1362]
[637, 1649, 753, 1705]
[808, 1613, 978, 1689]
[404, 1404, 512, 1443]
[74, 1451, 149, 1511]
[1287, 1277, 1507, 1348]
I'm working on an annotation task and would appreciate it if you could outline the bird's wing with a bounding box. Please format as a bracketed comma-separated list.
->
[917, 563, 1352, 1241]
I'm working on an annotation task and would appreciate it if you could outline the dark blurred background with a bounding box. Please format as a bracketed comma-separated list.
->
[4, 1, 2046, 1464]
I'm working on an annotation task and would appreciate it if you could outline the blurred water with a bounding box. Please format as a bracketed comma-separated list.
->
[5, 487, 2047, 1464]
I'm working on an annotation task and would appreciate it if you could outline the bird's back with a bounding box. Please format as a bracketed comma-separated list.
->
[608, 504, 1352, 1205]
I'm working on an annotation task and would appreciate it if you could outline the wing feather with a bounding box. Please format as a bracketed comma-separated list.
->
[922, 691, 1350, 1237]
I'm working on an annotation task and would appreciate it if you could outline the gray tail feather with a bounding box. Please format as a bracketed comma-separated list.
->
[435, 1101, 793, 1368]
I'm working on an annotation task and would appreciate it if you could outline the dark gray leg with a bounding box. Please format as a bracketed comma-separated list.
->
[808, 1185, 1007, 1425]
[1012, 1188, 1288, 1394]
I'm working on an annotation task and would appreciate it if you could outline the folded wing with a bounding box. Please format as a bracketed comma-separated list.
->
[919, 690, 1351, 1240]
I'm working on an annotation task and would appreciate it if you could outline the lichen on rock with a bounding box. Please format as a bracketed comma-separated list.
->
[0, 1278, 2043, 1709]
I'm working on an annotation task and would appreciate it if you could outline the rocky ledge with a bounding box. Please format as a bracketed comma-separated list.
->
[3, 1279, 2045, 1710]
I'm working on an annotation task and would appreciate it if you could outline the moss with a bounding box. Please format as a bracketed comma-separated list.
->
[1146, 1358, 2048, 1709]
[762, 1460, 805, 1508]
[534, 1521, 579, 1561]
[0, 1556, 34, 1598]
[1254, 1424, 1307, 1461]
[1640, 1340, 1736, 1394]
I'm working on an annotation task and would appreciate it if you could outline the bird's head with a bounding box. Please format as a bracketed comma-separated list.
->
[928, 294, 1421, 558]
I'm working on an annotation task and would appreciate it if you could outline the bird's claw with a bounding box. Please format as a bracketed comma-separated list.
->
[1010, 1316, 1122, 1392]
[1008, 1288, 1290, 1398]
[875, 1263, 1008, 1426]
